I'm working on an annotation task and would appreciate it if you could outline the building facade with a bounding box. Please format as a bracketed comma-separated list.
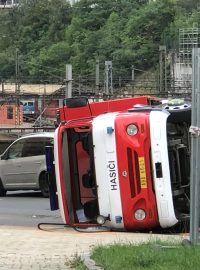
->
[0, 101, 23, 125]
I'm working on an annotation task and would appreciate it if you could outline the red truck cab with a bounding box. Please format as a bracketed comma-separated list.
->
[53, 96, 190, 231]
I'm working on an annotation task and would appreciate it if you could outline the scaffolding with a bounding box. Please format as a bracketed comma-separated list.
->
[169, 26, 200, 95]
[178, 27, 199, 82]
[159, 45, 167, 93]
[179, 27, 199, 65]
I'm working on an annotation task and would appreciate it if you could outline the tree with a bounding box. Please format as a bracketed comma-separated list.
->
[122, 0, 176, 69]
[0, 0, 199, 82]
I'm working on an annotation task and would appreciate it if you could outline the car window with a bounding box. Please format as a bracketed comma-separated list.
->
[4, 140, 24, 160]
[22, 137, 53, 157]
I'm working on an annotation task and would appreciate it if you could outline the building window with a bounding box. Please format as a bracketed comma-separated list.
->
[7, 107, 13, 119]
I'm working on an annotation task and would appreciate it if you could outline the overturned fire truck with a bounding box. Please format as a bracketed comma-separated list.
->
[52, 96, 191, 231]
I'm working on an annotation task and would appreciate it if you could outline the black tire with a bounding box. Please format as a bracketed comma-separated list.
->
[39, 172, 49, 198]
[164, 103, 191, 124]
[0, 179, 7, 197]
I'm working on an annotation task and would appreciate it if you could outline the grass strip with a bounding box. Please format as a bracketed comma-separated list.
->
[91, 241, 200, 270]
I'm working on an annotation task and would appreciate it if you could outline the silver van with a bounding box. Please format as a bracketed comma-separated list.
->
[0, 132, 54, 197]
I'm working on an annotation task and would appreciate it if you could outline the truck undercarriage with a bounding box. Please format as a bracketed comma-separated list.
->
[164, 103, 191, 231]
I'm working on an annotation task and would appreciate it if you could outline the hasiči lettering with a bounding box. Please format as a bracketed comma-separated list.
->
[108, 161, 118, 191]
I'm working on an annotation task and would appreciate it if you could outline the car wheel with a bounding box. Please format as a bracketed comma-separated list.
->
[39, 172, 49, 198]
[0, 179, 7, 197]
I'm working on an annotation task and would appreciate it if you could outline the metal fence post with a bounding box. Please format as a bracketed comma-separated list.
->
[190, 48, 200, 244]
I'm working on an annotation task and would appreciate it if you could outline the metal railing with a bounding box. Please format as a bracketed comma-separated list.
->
[0, 126, 55, 136]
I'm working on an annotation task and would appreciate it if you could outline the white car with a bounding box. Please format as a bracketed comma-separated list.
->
[0, 132, 54, 197]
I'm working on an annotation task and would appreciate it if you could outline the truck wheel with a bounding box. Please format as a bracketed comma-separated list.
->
[0, 179, 7, 197]
[164, 103, 191, 124]
[39, 172, 49, 198]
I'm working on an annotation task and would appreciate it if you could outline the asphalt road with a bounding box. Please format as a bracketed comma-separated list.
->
[0, 190, 63, 226]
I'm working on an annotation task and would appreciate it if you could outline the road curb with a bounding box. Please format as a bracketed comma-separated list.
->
[81, 253, 103, 270]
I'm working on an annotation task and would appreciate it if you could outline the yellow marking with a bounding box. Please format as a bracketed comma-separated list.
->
[139, 157, 147, 189]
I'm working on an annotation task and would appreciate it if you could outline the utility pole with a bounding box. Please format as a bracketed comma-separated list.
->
[190, 48, 200, 245]
[95, 59, 100, 95]
[159, 45, 167, 93]
[78, 75, 81, 95]
[15, 48, 20, 125]
[170, 51, 175, 93]
[104, 61, 113, 96]
[43, 81, 48, 122]
[15, 48, 20, 94]
[131, 65, 135, 81]
[1, 80, 4, 94]
[65, 64, 72, 98]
